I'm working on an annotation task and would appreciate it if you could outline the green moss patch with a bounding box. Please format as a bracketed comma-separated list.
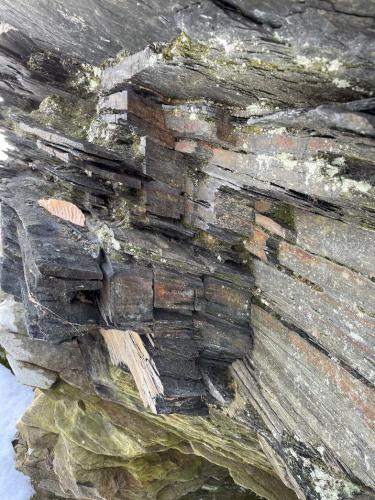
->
[0, 345, 10, 369]
[269, 203, 295, 229]
[31, 94, 96, 140]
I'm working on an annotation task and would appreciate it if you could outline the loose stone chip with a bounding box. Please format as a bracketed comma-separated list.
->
[38, 198, 85, 226]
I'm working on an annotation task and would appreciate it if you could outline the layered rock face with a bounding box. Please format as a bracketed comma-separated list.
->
[0, 1, 374, 499]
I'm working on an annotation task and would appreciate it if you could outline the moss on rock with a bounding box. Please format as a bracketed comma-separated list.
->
[0, 345, 10, 369]
[163, 33, 209, 62]
[31, 94, 96, 140]
[17, 379, 265, 499]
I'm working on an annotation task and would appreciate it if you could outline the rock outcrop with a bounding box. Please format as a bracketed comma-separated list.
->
[0, 1, 374, 499]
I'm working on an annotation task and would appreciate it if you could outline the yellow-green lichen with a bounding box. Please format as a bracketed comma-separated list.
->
[27, 50, 59, 72]
[100, 48, 130, 69]
[240, 125, 264, 135]
[246, 58, 281, 71]
[31, 94, 96, 140]
[66, 62, 102, 95]
[186, 164, 209, 187]
[27, 50, 102, 96]
[193, 231, 230, 253]
[87, 118, 114, 147]
[88, 118, 142, 161]
[108, 197, 132, 229]
[163, 32, 210, 61]
[360, 220, 375, 232]
[130, 132, 146, 160]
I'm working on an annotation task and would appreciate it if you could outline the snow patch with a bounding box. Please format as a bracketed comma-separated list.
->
[295, 55, 343, 74]
[332, 78, 350, 89]
[0, 131, 14, 161]
[0, 296, 18, 332]
[0, 365, 34, 500]
[0, 22, 17, 34]
[327, 60, 342, 72]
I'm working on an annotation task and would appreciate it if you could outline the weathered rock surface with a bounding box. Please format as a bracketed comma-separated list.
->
[0, 1, 374, 499]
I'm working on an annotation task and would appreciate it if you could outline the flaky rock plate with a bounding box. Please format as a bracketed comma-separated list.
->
[38, 198, 85, 226]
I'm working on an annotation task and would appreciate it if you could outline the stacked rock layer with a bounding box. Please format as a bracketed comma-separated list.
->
[0, 1, 374, 499]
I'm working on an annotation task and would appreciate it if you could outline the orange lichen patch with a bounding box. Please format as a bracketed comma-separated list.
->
[38, 199, 85, 226]
[278, 240, 316, 263]
[255, 213, 287, 238]
[210, 146, 235, 167]
[243, 228, 268, 261]
[154, 283, 193, 303]
[272, 135, 296, 149]
[254, 199, 273, 213]
[307, 137, 335, 153]
[175, 139, 198, 154]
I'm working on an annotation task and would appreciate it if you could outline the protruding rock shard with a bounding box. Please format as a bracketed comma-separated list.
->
[101, 328, 164, 413]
